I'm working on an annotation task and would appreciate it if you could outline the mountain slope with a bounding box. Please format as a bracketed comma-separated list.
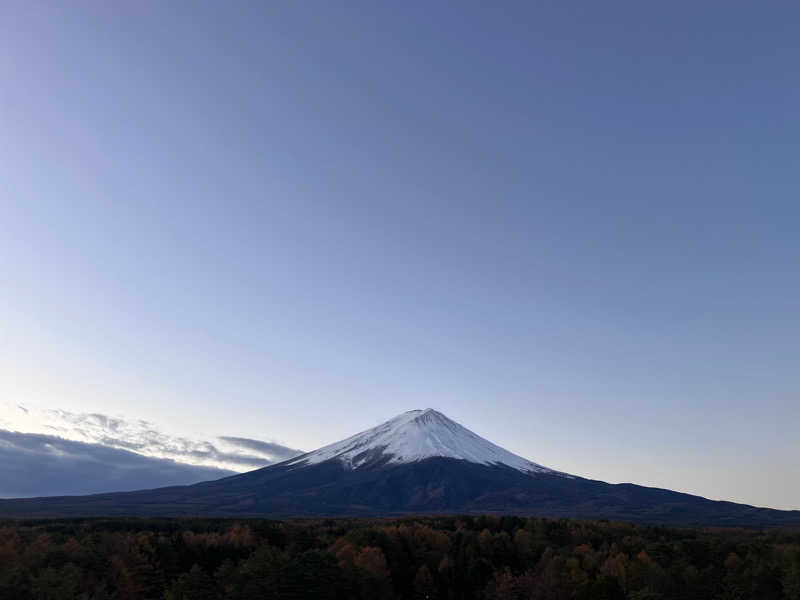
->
[1, 409, 798, 526]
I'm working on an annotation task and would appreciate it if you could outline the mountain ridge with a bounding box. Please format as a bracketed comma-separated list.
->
[1, 409, 797, 526]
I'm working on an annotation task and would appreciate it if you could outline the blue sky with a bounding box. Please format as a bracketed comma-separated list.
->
[1, 2, 798, 508]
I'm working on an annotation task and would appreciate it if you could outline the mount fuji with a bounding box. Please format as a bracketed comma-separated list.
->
[1, 409, 798, 525]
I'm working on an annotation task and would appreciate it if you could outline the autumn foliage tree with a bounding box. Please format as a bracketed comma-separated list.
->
[0, 516, 798, 599]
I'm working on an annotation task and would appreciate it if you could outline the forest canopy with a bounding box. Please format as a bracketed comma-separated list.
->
[0, 516, 799, 599]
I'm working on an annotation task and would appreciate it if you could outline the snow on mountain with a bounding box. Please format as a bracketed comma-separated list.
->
[287, 409, 554, 474]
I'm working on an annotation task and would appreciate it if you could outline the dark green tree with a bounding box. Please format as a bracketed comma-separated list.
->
[577, 575, 625, 600]
[164, 565, 215, 600]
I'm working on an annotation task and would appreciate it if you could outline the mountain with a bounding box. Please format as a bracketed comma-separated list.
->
[1, 409, 798, 526]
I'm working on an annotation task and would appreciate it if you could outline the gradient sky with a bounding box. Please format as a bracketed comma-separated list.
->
[1, 2, 799, 509]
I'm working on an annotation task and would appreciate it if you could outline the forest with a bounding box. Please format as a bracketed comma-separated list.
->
[0, 515, 799, 599]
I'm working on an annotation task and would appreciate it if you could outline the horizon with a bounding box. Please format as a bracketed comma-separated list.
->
[2, 2, 799, 511]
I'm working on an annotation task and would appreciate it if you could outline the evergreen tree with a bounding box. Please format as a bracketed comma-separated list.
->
[164, 565, 215, 600]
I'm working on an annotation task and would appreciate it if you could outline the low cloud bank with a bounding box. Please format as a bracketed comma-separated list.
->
[0, 403, 304, 473]
[0, 429, 235, 498]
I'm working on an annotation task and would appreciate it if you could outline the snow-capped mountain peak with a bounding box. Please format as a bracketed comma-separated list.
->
[287, 409, 553, 474]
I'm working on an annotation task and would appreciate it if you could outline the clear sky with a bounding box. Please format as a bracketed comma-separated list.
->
[1, 2, 798, 509]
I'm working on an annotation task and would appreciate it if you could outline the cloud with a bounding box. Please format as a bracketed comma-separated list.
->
[217, 436, 304, 462]
[0, 429, 235, 498]
[0, 402, 304, 474]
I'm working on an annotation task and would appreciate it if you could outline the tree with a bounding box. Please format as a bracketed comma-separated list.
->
[30, 566, 80, 600]
[0, 565, 31, 600]
[413, 564, 436, 599]
[782, 553, 800, 600]
[601, 553, 630, 593]
[113, 538, 163, 600]
[164, 565, 215, 600]
[484, 568, 523, 600]
[576, 575, 625, 600]
[281, 550, 339, 600]
[354, 546, 393, 599]
[237, 545, 288, 600]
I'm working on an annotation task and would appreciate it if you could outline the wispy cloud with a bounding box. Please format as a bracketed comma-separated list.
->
[0, 429, 235, 498]
[217, 436, 304, 462]
[0, 402, 304, 473]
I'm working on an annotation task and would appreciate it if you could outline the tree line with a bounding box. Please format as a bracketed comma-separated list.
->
[0, 515, 799, 599]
